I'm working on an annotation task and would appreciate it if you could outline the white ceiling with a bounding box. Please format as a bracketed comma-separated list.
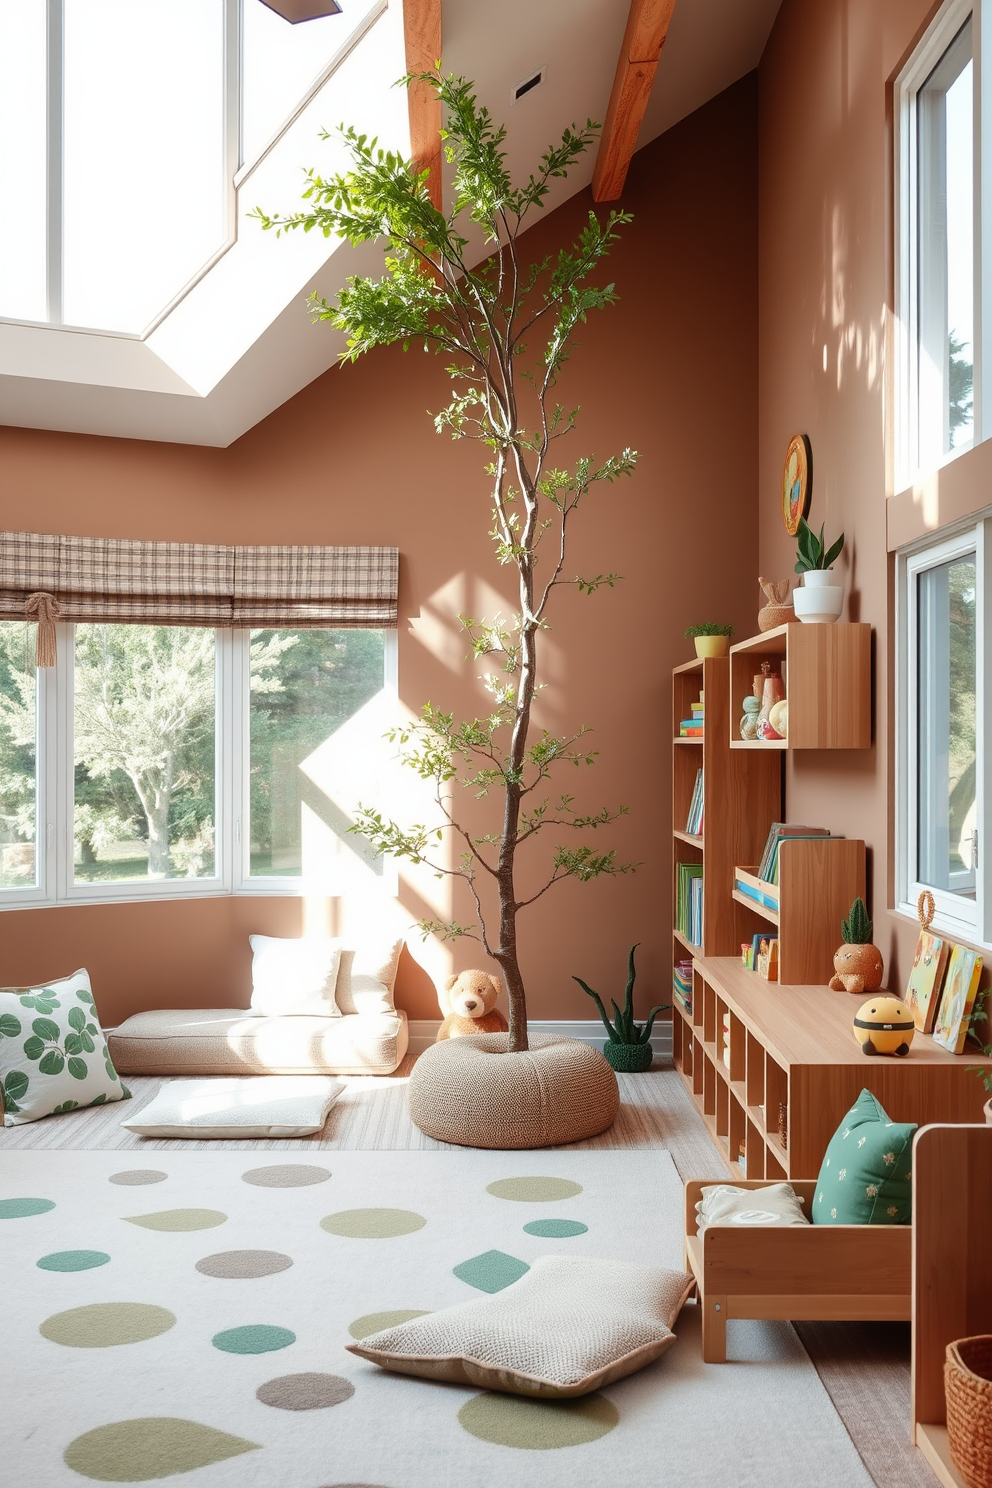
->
[0, 0, 782, 448]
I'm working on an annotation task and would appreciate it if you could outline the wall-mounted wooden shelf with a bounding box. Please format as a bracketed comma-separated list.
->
[734, 835, 865, 983]
[671, 958, 992, 1182]
[729, 622, 872, 750]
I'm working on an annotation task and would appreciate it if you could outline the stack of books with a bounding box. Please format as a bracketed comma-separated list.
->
[672, 959, 693, 1013]
[676, 862, 704, 947]
[684, 767, 704, 835]
[679, 691, 704, 738]
[741, 932, 779, 979]
[755, 821, 832, 885]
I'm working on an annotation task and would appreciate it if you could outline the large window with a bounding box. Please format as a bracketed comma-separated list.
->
[898, 523, 986, 940]
[0, 622, 392, 906]
[895, 2, 981, 485]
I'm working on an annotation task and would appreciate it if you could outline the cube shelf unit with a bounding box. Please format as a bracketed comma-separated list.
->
[671, 956, 992, 1181]
[732, 834, 866, 984]
[672, 656, 781, 968]
[729, 621, 872, 750]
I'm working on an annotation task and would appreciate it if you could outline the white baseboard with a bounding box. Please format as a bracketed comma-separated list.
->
[407, 1019, 673, 1059]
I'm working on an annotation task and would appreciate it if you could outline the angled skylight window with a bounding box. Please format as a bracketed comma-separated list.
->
[0, 0, 374, 338]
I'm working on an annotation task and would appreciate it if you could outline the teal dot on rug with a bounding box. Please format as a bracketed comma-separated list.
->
[453, 1250, 530, 1293]
[0, 1197, 55, 1219]
[38, 1249, 111, 1273]
[458, 1392, 619, 1449]
[486, 1177, 582, 1203]
[212, 1324, 296, 1355]
[522, 1219, 588, 1238]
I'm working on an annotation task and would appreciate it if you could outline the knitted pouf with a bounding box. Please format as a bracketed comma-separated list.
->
[408, 1032, 620, 1149]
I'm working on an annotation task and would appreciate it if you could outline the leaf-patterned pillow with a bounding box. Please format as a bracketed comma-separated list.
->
[0, 969, 129, 1125]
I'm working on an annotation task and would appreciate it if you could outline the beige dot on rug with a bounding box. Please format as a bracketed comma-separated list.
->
[41, 1303, 176, 1349]
[108, 1170, 168, 1186]
[256, 1373, 355, 1410]
[485, 1177, 583, 1203]
[458, 1392, 618, 1449]
[63, 1418, 258, 1480]
[195, 1250, 293, 1279]
[124, 1209, 227, 1232]
[348, 1309, 430, 1339]
[320, 1209, 426, 1239]
[241, 1164, 332, 1188]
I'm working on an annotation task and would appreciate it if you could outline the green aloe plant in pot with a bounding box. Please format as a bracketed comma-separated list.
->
[794, 518, 845, 573]
[573, 944, 668, 1072]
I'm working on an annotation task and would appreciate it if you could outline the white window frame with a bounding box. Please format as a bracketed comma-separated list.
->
[0, 624, 396, 910]
[896, 518, 988, 941]
[894, 0, 985, 491]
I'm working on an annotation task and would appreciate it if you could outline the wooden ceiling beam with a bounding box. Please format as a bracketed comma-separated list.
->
[403, 0, 443, 210]
[592, 0, 678, 203]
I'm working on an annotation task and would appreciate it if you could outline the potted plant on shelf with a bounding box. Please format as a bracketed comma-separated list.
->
[828, 897, 884, 994]
[254, 74, 637, 1147]
[793, 518, 845, 623]
[685, 623, 734, 659]
[573, 944, 668, 1072]
[967, 989, 992, 1123]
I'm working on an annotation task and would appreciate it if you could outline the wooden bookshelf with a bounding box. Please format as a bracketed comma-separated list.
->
[671, 957, 992, 1182]
[733, 835, 866, 983]
[672, 657, 781, 970]
[729, 622, 872, 750]
[912, 1124, 992, 1488]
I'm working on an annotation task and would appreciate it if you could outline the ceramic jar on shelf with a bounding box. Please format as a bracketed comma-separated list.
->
[793, 569, 844, 623]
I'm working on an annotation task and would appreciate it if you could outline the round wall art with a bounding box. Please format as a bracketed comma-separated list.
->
[782, 434, 812, 535]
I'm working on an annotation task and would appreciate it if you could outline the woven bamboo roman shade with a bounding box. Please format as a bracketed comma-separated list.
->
[0, 531, 399, 665]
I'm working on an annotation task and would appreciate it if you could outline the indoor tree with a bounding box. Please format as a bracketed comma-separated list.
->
[255, 73, 638, 1052]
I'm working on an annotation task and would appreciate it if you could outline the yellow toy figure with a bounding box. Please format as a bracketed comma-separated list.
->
[852, 996, 916, 1057]
[435, 970, 509, 1041]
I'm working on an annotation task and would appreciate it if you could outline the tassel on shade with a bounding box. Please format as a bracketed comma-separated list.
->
[24, 592, 61, 667]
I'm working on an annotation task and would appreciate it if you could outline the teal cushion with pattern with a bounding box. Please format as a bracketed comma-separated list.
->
[812, 1088, 915, 1225]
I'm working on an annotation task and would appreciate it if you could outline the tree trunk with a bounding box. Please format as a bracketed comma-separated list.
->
[145, 798, 171, 878]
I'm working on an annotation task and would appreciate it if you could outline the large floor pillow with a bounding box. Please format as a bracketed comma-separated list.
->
[0, 969, 129, 1125]
[348, 1255, 694, 1398]
[121, 1075, 345, 1139]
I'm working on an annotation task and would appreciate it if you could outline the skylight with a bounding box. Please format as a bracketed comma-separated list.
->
[0, 0, 374, 338]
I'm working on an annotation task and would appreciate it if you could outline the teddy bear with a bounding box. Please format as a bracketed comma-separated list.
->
[436, 969, 509, 1041]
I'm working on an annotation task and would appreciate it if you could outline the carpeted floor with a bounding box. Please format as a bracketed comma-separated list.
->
[0, 1058, 937, 1488]
[3, 1147, 878, 1488]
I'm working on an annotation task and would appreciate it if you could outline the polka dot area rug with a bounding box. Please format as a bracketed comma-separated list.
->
[0, 1149, 874, 1488]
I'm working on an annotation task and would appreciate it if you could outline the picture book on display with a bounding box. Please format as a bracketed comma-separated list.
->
[756, 822, 832, 885]
[932, 944, 984, 1054]
[904, 929, 951, 1033]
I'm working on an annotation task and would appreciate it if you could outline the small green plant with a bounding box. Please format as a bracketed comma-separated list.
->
[967, 987, 992, 1095]
[684, 623, 734, 639]
[795, 517, 845, 573]
[841, 897, 873, 945]
[573, 943, 668, 1045]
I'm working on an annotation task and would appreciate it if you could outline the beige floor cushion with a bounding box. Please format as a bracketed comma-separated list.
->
[348, 1255, 694, 1398]
[108, 1009, 408, 1077]
[121, 1075, 345, 1138]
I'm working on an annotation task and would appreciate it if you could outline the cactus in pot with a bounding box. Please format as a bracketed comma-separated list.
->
[828, 897, 884, 995]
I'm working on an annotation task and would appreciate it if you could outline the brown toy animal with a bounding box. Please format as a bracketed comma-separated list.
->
[828, 896, 884, 995]
[436, 969, 508, 1041]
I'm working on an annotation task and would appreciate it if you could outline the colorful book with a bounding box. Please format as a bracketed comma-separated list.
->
[756, 823, 831, 883]
[932, 945, 984, 1054]
[676, 862, 704, 947]
[904, 929, 951, 1033]
[767, 833, 840, 886]
[734, 876, 778, 910]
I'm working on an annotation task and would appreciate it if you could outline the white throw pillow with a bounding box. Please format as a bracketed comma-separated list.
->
[347, 1255, 694, 1398]
[333, 936, 405, 1016]
[0, 969, 129, 1126]
[249, 935, 342, 1016]
[695, 1182, 809, 1233]
[121, 1075, 345, 1138]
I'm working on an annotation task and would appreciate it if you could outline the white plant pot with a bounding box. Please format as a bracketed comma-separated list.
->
[793, 570, 843, 623]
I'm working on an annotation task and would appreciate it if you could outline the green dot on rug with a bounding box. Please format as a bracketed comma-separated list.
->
[212, 1324, 295, 1354]
[40, 1303, 175, 1348]
[256, 1373, 354, 1410]
[0, 1197, 55, 1219]
[452, 1250, 530, 1293]
[37, 1249, 111, 1272]
[320, 1209, 426, 1239]
[348, 1309, 430, 1340]
[63, 1418, 259, 1481]
[486, 1177, 583, 1203]
[241, 1164, 331, 1188]
[522, 1219, 588, 1238]
[124, 1209, 227, 1232]
[458, 1392, 618, 1449]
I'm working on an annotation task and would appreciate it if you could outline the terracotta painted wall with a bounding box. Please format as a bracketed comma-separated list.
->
[0, 77, 759, 1028]
[757, 0, 939, 987]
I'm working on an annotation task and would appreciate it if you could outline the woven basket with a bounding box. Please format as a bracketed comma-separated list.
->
[946, 1336, 992, 1488]
[603, 1040, 653, 1073]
